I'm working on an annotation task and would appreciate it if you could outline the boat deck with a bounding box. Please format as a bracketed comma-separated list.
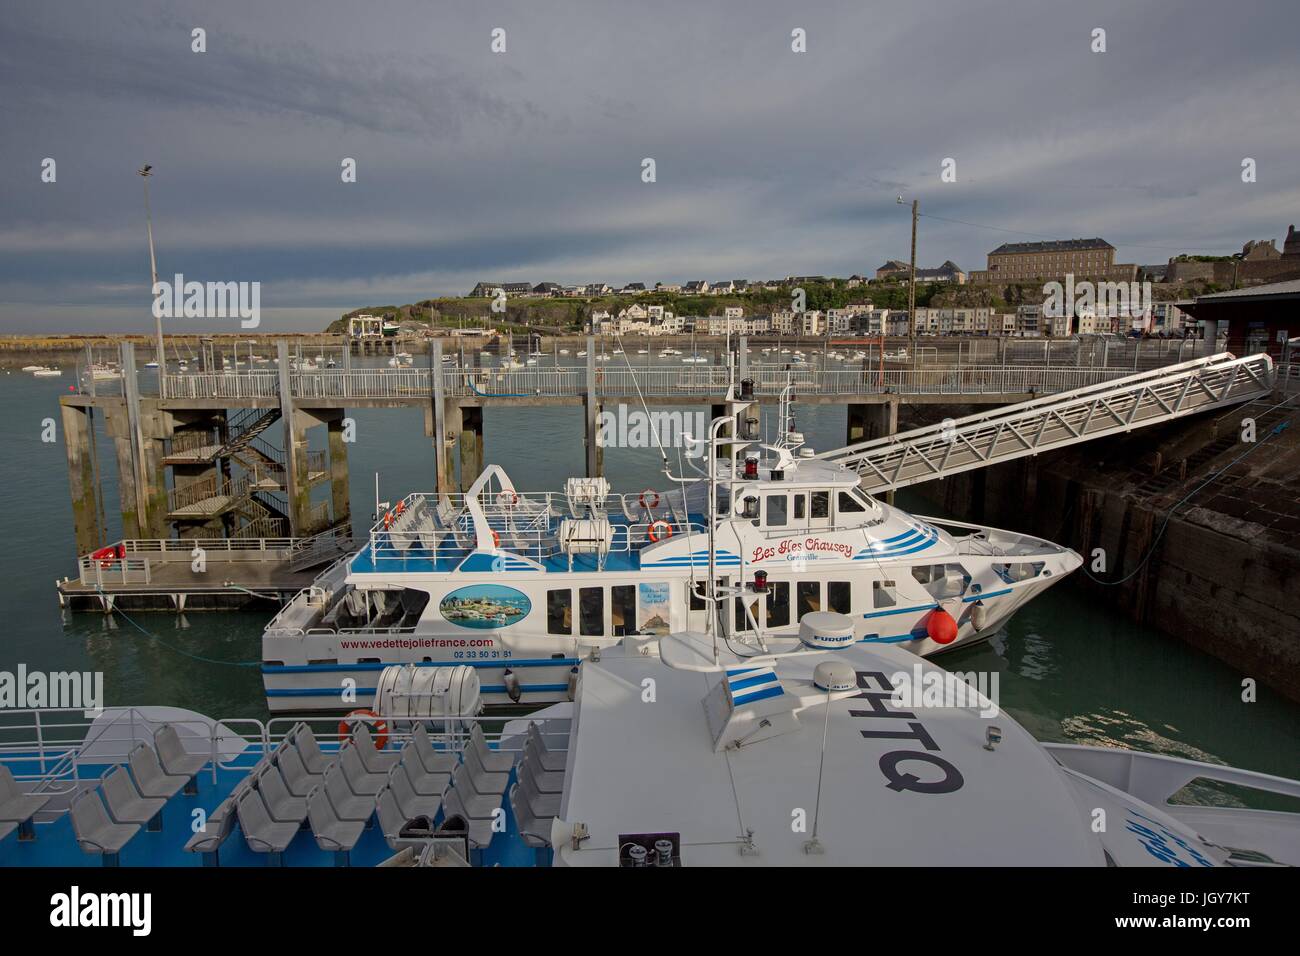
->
[0, 747, 542, 868]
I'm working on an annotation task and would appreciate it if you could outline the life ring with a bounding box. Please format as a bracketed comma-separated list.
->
[499, 490, 519, 508]
[639, 489, 660, 510]
[491, 530, 501, 548]
[340, 709, 389, 750]
[648, 519, 672, 542]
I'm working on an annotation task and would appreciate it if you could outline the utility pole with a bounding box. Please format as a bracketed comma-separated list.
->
[908, 198, 918, 366]
[139, 165, 165, 398]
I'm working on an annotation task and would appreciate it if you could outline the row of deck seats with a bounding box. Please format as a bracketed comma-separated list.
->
[68, 725, 205, 866]
[508, 723, 566, 848]
[0, 765, 53, 844]
[195, 722, 517, 866]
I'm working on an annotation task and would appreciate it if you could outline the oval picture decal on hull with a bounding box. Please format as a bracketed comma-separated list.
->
[439, 584, 531, 629]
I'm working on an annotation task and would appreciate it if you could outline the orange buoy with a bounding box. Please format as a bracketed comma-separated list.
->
[648, 519, 672, 542]
[926, 608, 958, 645]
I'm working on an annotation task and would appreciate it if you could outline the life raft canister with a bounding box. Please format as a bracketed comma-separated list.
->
[648, 519, 673, 542]
[926, 607, 959, 645]
[340, 709, 389, 750]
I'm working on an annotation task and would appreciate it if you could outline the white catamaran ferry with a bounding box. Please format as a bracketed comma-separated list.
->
[262, 382, 1082, 712]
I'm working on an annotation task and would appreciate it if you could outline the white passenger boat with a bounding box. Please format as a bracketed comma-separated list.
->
[262, 381, 1081, 713]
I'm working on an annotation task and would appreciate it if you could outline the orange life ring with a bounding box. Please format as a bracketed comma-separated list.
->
[639, 489, 660, 510]
[340, 709, 389, 750]
[499, 490, 518, 508]
[648, 519, 673, 542]
[491, 530, 501, 548]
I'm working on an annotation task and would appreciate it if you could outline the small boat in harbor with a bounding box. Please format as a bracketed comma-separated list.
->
[32, 367, 62, 377]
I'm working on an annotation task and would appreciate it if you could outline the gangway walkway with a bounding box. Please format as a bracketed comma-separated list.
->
[814, 353, 1275, 494]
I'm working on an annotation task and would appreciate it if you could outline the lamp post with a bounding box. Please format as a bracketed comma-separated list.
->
[139, 165, 165, 397]
[897, 195, 918, 366]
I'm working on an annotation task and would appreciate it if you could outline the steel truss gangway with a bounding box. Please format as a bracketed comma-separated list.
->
[814, 352, 1275, 494]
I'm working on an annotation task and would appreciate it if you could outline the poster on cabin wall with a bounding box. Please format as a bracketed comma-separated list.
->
[638, 582, 671, 635]
[439, 584, 531, 629]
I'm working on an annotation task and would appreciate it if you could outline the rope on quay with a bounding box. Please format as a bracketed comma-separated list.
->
[95, 588, 262, 668]
[1082, 395, 1297, 588]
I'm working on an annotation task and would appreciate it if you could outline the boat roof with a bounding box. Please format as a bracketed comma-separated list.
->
[555, 642, 1105, 866]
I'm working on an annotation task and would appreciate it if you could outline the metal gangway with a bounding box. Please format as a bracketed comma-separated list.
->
[815, 352, 1276, 493]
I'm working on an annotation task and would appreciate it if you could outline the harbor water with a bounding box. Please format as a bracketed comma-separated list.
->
[2, 366, 1297, 785]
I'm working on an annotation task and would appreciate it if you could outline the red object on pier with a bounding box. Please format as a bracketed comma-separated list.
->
[926, 608, 958, 645]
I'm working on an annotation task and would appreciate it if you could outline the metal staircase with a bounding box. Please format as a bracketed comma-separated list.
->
[815, 353, 1275, 494]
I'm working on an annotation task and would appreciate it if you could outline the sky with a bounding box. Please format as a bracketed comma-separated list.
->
[2, 0, 1298, 334]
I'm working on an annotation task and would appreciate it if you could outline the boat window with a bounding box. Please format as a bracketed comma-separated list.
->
[793, 494, 806, 521]
[797, 581, 821, 617]
[838, 491, 867, 514]
[766, 495, 788, 527]
[811, 492, 830, 520]
[993, 562, 1046, 584]
[611, 585, 636, 636]
[873, 580, 898, 609]
[689, 581, 707, 610]
[579, 587, 604, 636]
[734, 598, 758, 632]
[546, 589, 572, 635]
[828, 581, 852, 615]
[766, 582, 790, 627]
[911, 563, 971, 599]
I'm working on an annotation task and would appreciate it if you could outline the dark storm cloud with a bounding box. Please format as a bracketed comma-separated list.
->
[0, 0, 1296, 331]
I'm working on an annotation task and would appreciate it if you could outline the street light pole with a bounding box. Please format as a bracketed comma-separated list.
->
[139, 165, 165, 397]
[908, 198, 918, 366]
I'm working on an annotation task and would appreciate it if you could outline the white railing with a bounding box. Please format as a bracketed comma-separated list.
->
[77, 556, 152, 587]
[151, 362, 1178, 402]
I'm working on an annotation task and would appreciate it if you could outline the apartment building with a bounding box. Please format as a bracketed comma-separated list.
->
[970, 238, 1137, 284]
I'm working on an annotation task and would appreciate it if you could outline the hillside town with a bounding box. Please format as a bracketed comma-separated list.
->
[439, 223, 1300, 340]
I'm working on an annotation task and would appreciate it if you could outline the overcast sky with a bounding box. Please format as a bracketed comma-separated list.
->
[2, 0, 1298, 333]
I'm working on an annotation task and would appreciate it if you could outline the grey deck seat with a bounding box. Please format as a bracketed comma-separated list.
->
[306, 785, 365, 865]
[0, 765, 51, 839]
[101, 766, 166, 831]
[525, 723, 567, 773]
[70, 789, 138, 865]
[352, 724, 401, 774]
[293, 725, 332, 775]
[127, 743, 187, 800]
[387, 764, 442, 821]
[409, 725, 459, 776]
[255, 763, 307, 824]
[277, 745, 323, 797]
[183, 792, 240, 865]
[235, 788, 300, 864]
[508, 782, 552, 848]
[463, 745, 510, 799]
[449, 763, 504, 818]
[517, 766, 562, 819]
[322, 764, 376, 822]
[338, 744, 386, 796]
[470, 724, 515, 774]
[441, 790, 497, 849]
[376, 786, 438, 852]
[519, 752, 564, 794]
[399, 747, 451, 797]
[155, 724, 208, 778]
